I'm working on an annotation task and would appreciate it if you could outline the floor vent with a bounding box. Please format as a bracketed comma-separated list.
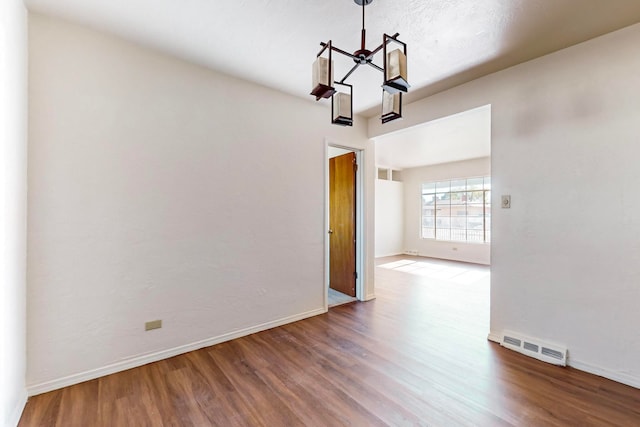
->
[500, 330, 567, 366]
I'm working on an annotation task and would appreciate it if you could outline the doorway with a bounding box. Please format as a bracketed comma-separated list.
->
[372, 104, 492, 329]
[326, 146, 362, 308]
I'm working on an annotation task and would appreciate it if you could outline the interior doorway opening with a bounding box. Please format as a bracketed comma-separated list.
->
[326, 145, 364, 309]
[372, 104, 492, 324]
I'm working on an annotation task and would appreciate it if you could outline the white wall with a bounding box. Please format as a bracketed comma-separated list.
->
[369, 24, 640, 388]
[27, 13, 373, 394]
[0, 0, 28, 424]
[375, 179, 403, 257]
[402, 158, 491, 265]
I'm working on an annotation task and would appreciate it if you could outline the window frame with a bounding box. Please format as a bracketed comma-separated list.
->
[420, 176, 491, 244]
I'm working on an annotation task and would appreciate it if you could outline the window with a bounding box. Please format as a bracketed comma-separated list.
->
[421, 176, 491, 243]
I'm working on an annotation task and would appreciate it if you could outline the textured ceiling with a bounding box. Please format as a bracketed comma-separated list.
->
[375, 105, 491, 169]
[25, 0, 640, 117]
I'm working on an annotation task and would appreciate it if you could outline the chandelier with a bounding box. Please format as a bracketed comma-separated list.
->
[311, 0, 409, 126]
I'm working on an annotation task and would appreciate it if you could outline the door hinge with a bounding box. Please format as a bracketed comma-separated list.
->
[354, 272, 358, 279]
[353, 162, 358, 172]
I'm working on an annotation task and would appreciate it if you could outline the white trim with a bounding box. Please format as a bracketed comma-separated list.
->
[375, 252, 405, 258]
[487, 331, 501, 343]
[364, 293, 376, 301]
[489, 331, 639, 389]
[324, 142, 330, 312]
[26, 308, 325, 396]
[7, 390, 27, 427]
[569, 359, 640, 390]
[354, 149, 364, 300]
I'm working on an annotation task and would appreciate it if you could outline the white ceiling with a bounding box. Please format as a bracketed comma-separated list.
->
[24, 0, 640, 117]
[374, 104, 490, 169]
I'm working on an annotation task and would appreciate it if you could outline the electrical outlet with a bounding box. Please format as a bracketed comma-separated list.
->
[501, 195, 511, 209]
[145, 320, 162, 331]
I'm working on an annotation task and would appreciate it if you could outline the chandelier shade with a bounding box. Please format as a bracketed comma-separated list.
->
[332, 83, 353, 126]
[310, 42, 336, 100]
[382, 35, 409, 94]
[381, 91, 402, 124]
[310, 0, 409, 125]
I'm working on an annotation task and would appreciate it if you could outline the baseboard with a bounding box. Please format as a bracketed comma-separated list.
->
[488, 331, 639, 389]
[375, 253, 404, 258]
[487, 331, 501, 343]
[569, 359, 640, 390]
[363, 293, 376, 301]
[7, 389, 27, 427]
[27, 308, 325, 396]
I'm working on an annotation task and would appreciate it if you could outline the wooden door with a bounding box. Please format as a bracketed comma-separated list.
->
[329, 152, 356, 297]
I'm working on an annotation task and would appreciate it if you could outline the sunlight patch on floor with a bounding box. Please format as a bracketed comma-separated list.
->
[379, 259, 489, 284]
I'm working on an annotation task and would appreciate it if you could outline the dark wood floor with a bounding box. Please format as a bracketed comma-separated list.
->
[19, 256, 640, 426]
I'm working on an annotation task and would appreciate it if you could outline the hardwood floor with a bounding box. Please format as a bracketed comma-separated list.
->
[19, 256, 640, 426]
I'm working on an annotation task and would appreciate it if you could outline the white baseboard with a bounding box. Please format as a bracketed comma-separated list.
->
[489, 330, 639, 389]
[27, 308, 325, 396]
[569, 359, 640, 390]
[375, 252, 404, 258]
[487, 331, 501, 343]
[363, 293, 376, 301]
[7, 389, 27, 427]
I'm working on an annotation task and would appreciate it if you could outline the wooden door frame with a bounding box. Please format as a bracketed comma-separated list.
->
[324, 143, 365, 310]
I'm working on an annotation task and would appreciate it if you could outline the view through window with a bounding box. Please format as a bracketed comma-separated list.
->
[421, 176, 491, 243]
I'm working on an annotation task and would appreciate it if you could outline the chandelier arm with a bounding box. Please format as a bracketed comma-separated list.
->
[365, 32, 400, 60]
[315, 41, 331, 58]
[320, 42, 361, 61]
[339, 63, 362, 84]
[365, 61, 384, 73]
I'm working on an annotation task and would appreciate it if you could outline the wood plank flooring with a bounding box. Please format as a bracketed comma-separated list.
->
[19, 256, 640, 426]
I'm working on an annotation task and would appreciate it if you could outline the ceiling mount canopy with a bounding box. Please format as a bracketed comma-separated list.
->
[311, 0, 409, 126]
